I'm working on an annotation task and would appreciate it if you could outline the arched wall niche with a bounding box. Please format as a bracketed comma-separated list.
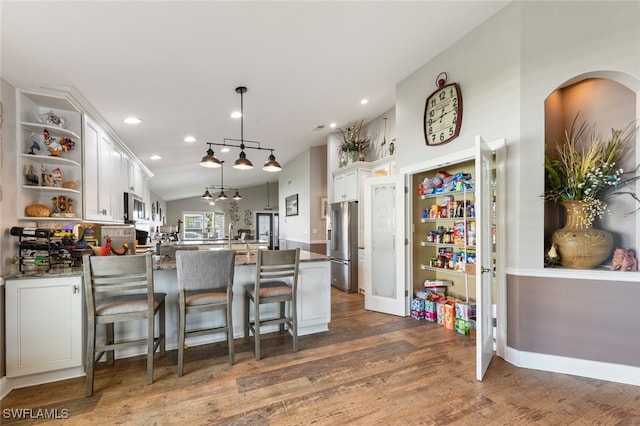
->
[543, 71, 638, 259]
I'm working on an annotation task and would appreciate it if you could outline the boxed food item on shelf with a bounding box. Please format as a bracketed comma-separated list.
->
[411, 298, 426, 320]
[455, 301, 477, 321]
[443, 301, 455, 330]
[453, 221, 466, 245]
[455, 317, 475, 336]
[423, 279, 451, 295]
[425, 292, 443, 322]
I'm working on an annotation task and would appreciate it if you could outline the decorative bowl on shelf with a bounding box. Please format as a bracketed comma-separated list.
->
[33, 110, 68, 128]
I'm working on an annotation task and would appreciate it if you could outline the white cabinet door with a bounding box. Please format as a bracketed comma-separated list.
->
[343, 169, 358, 201]
[6, 276, 83, 378]
[98, 132, 114, 221]
[111, 146, 124, 223]
[333, 174, 345, 202]
[84, 116, 120, 222]
[83, 116, 102, 221]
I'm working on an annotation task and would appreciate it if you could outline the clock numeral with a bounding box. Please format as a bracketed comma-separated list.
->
[428, 126, 433, 135]
[438, 91, 446, 101]
[449, 128, 454, 136]
[439, 132, 445, 142]
[431, 134, 436, 143]
[430, 98, 436, 108]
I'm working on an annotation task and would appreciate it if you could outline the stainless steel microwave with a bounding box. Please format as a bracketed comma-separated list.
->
[124, 192, 145, 222]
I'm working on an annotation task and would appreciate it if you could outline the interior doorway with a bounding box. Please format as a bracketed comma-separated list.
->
[256, 212, 279, 250]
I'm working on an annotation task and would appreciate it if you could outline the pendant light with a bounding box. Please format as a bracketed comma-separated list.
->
[200, 161, 241, 201]
[199, 143, 222, 168]
[198, 86, 282, 172]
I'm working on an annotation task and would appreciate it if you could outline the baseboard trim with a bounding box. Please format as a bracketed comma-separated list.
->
[505, 346, 640, 386]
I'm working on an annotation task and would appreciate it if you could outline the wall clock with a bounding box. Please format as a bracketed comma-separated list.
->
[423, 72, 463, 146]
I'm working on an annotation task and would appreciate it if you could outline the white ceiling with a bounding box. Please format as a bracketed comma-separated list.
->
[1, 1, 509, 201]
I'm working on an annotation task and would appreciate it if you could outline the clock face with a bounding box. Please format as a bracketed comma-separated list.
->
[424, 82, 462, 146]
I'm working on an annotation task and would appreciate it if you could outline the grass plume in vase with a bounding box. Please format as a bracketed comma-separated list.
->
[337, 119, 371, 154]
[543, 114, 639, 228]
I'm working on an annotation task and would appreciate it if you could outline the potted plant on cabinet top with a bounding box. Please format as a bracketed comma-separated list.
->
[543, 115, 638, 268]
[337, 119, 370, 166]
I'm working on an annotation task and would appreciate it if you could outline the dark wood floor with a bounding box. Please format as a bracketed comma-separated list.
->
[3, 288, 639, 425]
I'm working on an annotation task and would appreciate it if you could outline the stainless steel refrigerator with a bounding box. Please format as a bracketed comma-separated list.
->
[327, 201, 358, 293]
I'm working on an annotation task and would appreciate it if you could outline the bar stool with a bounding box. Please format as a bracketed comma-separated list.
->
[83, 253, 166, 397]
[244, 248, 300, 360]
[175, 249, 236, 376]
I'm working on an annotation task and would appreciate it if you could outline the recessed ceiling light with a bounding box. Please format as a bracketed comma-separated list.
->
[360, 99, 368, 105]
[209, 201, 215, 205]
[230, 111, 242, 118]
[221, 147, 230, 153]
[184, 136, 196, 143]
[329, 123, 336, 128]
[124, 117, 142, 124]
[150, 155, 162, 160]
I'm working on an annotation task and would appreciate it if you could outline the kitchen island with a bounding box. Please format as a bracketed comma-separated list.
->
[120, 249, 331, 359]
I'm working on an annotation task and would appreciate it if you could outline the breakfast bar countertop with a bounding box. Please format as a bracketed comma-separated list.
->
[153, 249, 330, 270]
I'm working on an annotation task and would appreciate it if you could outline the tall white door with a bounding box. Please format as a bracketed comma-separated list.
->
[475, 135, 494, 380]
[364, 175, 406, 316]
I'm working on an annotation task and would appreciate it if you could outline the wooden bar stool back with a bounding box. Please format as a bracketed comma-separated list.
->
[244, 248, 300, 360]
[175, 249, 236, 376]
[83, 253, 166, 397]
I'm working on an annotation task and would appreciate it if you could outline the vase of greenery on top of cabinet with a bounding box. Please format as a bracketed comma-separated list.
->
[18, 89, 83, 221]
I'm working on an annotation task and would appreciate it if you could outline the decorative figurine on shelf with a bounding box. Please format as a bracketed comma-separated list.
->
[57, 195, 68, 213]
[389, 138, 396, 155]
[610, 248, 638, 272]
[41, 164, 54, 186]
[544, 243, 560, 267]
[60, 137, 75, 152]
[28, 133, 41, 154]
[52, 167, 62, 187]
[43, 129, 63, 156]
[25, 164, 39, 185]
[52, 196, 60, 213]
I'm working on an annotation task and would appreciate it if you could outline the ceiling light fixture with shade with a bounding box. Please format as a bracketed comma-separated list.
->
[198, 86, 282, 172]
[201, 161, 242, 201]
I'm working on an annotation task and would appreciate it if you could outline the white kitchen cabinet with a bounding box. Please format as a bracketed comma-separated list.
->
[5, 276, 83, 378]
[16, 89, 83, 221]
[84, 115, 125, 223]
[333, 164, 371, 246]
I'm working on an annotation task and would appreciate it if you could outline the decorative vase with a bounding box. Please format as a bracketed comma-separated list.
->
[339, 151, 347, 167]
[551, 201, 613, 269]
[346, 150, 358, 165]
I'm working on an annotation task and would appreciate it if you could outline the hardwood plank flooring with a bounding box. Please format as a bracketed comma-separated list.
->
[2, 288, 639, 425]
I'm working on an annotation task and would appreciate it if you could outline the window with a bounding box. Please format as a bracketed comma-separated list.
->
[182, 212, 225, 240]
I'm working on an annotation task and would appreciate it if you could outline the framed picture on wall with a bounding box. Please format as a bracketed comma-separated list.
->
[286, 194, 298, 216]
[321, 197, 327, 219]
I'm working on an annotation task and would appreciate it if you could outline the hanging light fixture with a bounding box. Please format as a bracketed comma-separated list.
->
[199, 143, 222, 168]
[198, 86, 282, 172]
[200, 161, 241, 201]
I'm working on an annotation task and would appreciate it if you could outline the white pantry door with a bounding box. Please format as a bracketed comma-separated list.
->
[364, 175, 406, 316]
[476, 135, 494, 380]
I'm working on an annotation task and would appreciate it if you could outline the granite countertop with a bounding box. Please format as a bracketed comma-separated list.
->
[154, 250, 331, 271]
[3, 250, 331, 279]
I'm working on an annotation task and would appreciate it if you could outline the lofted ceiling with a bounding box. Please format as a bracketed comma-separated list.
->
[1, 1, 510, 201]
